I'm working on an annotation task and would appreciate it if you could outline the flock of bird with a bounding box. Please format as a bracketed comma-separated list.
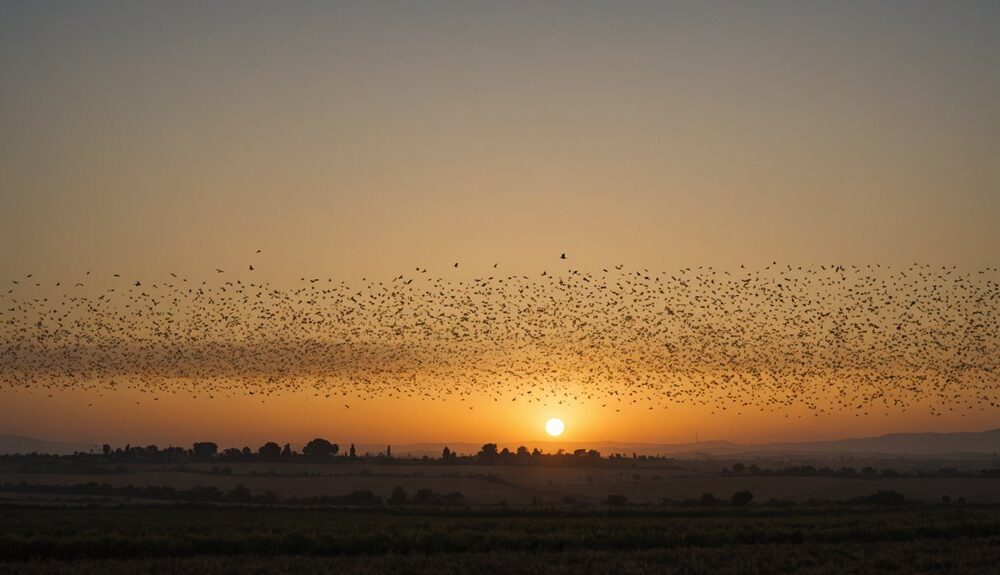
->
[1, 257, 997, 417]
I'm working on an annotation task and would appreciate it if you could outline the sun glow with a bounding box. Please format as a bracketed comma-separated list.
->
[545, 418, 565, 437]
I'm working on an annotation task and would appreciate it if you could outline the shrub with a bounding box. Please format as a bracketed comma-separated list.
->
[731, 490, 753, 507]
[606, 494, 628, 506]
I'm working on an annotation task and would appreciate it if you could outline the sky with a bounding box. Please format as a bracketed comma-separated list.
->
[1, 1, 998, 448]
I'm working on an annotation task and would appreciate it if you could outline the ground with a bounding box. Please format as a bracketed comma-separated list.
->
[2, 460, 1000, 506]
[2, 504, 1000, 574]
[4, 460, 1000, 573]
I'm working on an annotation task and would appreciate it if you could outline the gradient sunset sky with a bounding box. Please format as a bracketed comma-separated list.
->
[1, 1, 998, 448]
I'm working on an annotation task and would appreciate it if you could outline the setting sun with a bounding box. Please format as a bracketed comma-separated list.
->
[545, 418, 565, 437]
[2, 3, 999, 573]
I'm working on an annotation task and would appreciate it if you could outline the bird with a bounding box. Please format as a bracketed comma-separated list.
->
[0, 260, 994, 419]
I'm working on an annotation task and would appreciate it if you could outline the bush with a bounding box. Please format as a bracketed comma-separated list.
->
[731, 490, 753, 507]
[389, 486, 408, 505]
[225, 485, 253, 503]
[700, 493, 720, 507]
[606, 494, 629, 506]
[850, 490, 906, 507]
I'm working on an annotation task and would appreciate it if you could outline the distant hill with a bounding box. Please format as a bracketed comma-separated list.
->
[0, 435, 99, 455]
[373, 429, 1000, 458]
[5, 428, 1000, 457]
[336, 441, 730, 458]
[736, 428, 1000, 456]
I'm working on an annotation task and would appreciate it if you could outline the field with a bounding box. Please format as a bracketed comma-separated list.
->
[5, 460, 1000, 573]
[2, 504, 1000, 574]
[3, 460, 1000, 506]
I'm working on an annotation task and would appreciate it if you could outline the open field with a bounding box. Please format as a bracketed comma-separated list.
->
[3, 461, 1000, 506]
[5, 459, 1000, 573]
[2, 504, 1000, 574]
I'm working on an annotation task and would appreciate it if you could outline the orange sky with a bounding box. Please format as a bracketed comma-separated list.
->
[1, 2, 999, 445]
[2, 384, 995, 450]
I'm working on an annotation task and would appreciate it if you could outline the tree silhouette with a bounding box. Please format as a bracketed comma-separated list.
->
[302, 438, 339, 457]
[349, 443, 357, 458]
[606, 494, 628, 506]
[258, 442, 281, 458]
[192, 442, 218, 457]
[731, 490, 754, 506]
[226, 485, 253, 503]
[478, 443, 499, 462]
[389, 486, 407, 505]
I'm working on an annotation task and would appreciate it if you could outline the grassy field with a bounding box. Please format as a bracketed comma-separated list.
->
[2, 504, 1000, 573]
[2, 461, 1000, 505]
[5, 461, 1000, 573]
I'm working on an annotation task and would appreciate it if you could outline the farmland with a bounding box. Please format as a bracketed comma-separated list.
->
[2, 504, 1000, 574]
[5, 459, 1000, 573]
[3, 460, 1000, 506]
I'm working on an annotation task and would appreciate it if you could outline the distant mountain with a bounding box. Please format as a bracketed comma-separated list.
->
[0, 434, 99, 455]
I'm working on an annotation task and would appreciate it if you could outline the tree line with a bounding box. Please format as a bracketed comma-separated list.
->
[0, 481, 465, 506]
[2, 440, 649, 467]
[5, 441, 1000, 477]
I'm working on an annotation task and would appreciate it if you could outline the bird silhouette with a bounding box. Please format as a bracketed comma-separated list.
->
[0, 261, 994, 417]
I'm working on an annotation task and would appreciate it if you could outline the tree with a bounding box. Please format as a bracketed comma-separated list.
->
[731, 462, 746, 474]
[389, 486, 407, 505]
[303, 438, 339, 457]
[442, 446, 453, 460]
[226, 485, 253, 503]
[867, 490, 905, 506]
[192, 442, 218, 457]
[349, 443, 357, 458]
[700, 493, 720, 506]
[258, 442, 281, 458]
[606, 494, 629, 506]
[478, 443, 499, 462]
[386, 445, 392, 458]
[281, 443, 293, 457]
[731, 490, 754, 506]
[102, 444, 111, 456]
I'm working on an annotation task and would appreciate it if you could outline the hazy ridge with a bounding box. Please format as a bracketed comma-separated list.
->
[378, 429, 1000, 458]
[6, 429, 1000, 457]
